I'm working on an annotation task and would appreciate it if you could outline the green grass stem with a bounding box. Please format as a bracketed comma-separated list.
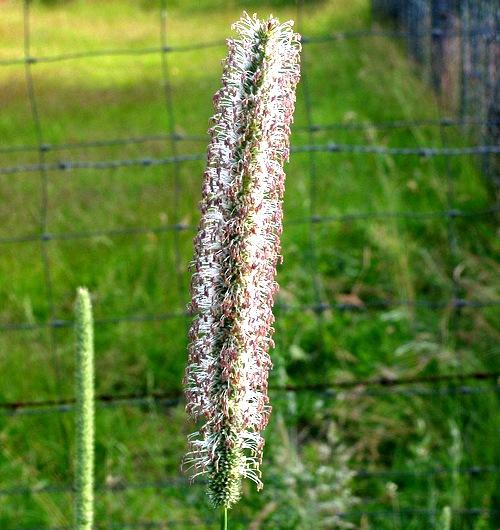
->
[220, 507, 228, 530]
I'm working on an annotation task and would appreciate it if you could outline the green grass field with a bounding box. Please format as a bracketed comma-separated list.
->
[0, 0, 499, 528]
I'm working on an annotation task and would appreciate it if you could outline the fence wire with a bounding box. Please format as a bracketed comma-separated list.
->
[2, 465, 500, 498]
[1, 370, 498, 416]
[1, 143, 499, 176]
[8, 510, 500, 530]
[0, 0, 499, 528]
[0, 117, 498, 156]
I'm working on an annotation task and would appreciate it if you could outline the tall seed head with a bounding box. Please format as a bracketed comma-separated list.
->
[74, 287, 95, 530]
[183, 12, 301, 509]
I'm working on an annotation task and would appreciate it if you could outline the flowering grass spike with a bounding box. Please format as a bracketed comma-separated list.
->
[74, 287, 95, 530]
[184, 12, 301, 510]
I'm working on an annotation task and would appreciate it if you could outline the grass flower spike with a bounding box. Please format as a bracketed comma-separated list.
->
[184, 12, 301, 510]
[74, 287, 95, 530]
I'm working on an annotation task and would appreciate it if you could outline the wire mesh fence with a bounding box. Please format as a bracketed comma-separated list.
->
[0, 0, 499, 528]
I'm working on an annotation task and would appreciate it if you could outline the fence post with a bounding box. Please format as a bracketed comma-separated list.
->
[484, 77, 499, 186]
[483, 1, 499, 186]
[431, 0, 451, 95]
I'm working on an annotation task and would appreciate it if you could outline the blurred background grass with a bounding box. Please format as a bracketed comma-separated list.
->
[0, 0, 498, 528]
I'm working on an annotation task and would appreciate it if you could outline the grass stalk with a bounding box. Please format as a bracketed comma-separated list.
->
[220, 507, 228, 530]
